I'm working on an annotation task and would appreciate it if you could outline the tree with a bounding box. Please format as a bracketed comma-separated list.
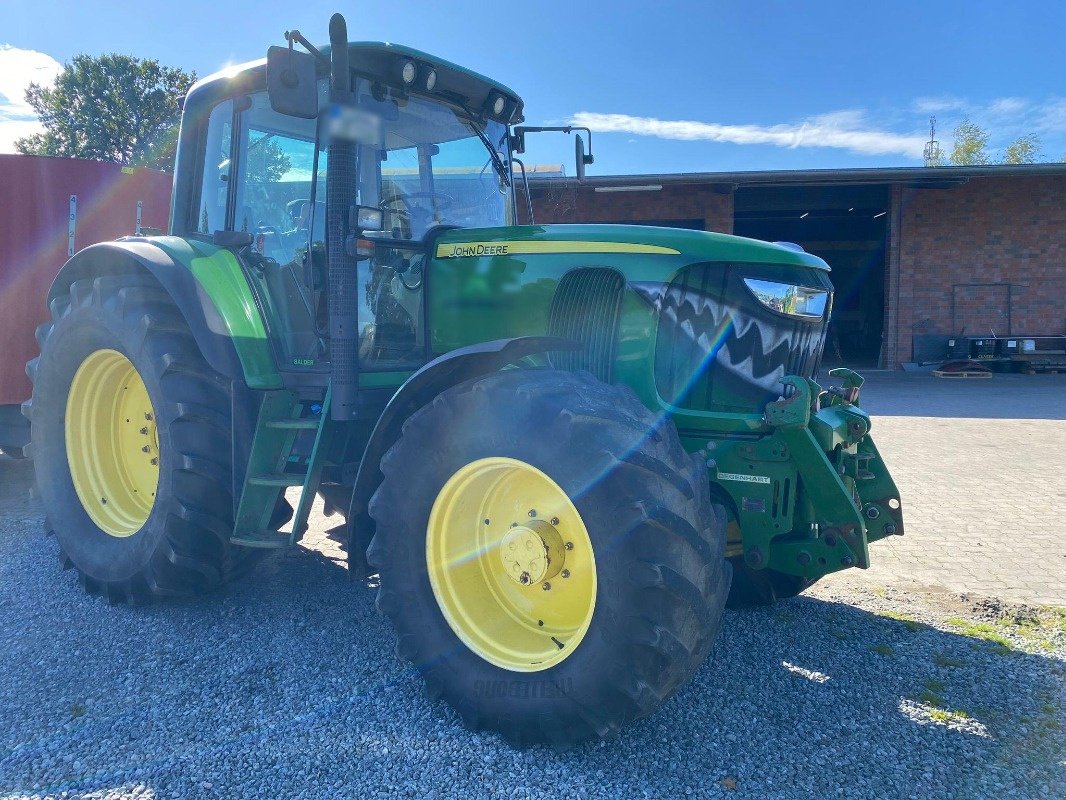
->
[944, 119, 1049, 167]
[15, 53, 195, 172]
[949, 119, 990, 165]
[245, 133, 292, 185]
[1002, 134, 1042, 164]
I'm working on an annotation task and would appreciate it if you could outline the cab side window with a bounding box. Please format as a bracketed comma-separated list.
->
[232, 92, 321, 260]
[194, 100, 233, 233]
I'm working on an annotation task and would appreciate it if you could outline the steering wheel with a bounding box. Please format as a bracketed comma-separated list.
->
[397, 254, 425, 291]
[382, 192, 457, 235]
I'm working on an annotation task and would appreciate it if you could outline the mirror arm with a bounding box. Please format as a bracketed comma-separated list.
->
[284, 29, 329, 67]
[512, 125, 595, 163]
[511, 157, 535, 225]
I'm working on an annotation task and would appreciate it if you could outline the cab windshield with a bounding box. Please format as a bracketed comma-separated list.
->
[356, 86, 512, 239]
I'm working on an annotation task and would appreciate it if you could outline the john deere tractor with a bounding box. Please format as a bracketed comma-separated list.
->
[25, 13, 903, 745]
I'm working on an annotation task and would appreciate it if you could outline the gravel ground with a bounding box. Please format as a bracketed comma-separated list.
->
[1, 456, 1064, 799]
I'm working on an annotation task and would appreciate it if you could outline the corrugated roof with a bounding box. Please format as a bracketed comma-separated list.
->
[528, 162, 1066, 189]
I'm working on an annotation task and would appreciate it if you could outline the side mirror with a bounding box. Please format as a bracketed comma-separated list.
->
[266, 46, 319, 119]
[575, 133, 594, 181]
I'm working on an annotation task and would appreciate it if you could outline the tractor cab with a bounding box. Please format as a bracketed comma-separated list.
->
[173, 40, 522, 379]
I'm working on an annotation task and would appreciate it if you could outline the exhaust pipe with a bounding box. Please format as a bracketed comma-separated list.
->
[327, 13, 360, 421]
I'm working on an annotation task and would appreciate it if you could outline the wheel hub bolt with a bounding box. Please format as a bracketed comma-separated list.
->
[139, 427, 148, 435]
[528, 509, 537, 517]
[865, 506, 880, 519]
[561, 569, 570, 579]
[550, 517, 559, 526]
[500, 523, 565, 586]
[542, 582, 551, 591]
[564, 542, 573, 551]
[141, 445, 151, 453]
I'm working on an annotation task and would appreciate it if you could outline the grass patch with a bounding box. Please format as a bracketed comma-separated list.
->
[928, 707, 970, 724]
[70, 704, 86, 719]
[947, 618, 1015, 651]
[830, 628, 847, 641]
[879, 610, 923, 632]
[951, 605, 1066, 654]
[919, 689, 946, 707]
[932, 652, 966, 668]
[924, 678, 947, 693]
[870, 644, 895, 657]
[1005, 607, 1066, 650]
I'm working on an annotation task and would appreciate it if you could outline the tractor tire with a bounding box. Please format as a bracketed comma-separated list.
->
[24, 274, 257, 602]
[367, 369, 731, 746]
[726, 559, 816, 607]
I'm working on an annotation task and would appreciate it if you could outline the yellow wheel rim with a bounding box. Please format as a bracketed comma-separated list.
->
[426, 457, 597, 672]
[64, 349, 159, 537]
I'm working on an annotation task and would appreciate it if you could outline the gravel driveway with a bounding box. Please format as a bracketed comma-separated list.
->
[1, 456, 1063, 799]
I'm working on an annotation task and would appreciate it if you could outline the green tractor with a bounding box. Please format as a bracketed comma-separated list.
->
[25, 13, 903, 745]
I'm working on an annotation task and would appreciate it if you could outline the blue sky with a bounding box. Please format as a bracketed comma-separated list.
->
[2, 0, 1065, 175]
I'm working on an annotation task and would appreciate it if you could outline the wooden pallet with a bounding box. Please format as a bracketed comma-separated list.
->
[933, 369, 993, 379]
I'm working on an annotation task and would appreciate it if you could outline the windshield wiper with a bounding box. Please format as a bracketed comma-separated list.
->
[467, 117, 510, 188]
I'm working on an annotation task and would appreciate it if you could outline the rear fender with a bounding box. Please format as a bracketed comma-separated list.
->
[48, 238, 282, 389]
[346, 336, 580, 575]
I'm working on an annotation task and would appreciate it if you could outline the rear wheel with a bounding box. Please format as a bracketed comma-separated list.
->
[368, 369, 731, 746]
[25, 274, 255, 601]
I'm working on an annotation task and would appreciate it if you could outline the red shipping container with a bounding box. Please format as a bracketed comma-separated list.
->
[0, 154, 172, 448]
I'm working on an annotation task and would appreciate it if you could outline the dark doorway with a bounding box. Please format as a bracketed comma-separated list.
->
[733, 184, 890, 368]
[590, 218, 706, 230]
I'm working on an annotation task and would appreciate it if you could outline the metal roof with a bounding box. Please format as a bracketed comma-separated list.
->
[528, 162, 1066, 189]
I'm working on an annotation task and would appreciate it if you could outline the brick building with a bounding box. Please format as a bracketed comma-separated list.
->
[528, 164, 1066, 368]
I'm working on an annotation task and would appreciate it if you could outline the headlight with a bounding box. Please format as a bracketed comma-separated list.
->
[400, 60, 417, 85]
[743, 278, 828, 320]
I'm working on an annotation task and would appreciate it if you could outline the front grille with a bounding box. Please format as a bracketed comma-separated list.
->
[653, 262, 831, 411]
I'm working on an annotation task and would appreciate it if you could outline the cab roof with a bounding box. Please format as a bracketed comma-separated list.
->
[188, 41, 524, 123]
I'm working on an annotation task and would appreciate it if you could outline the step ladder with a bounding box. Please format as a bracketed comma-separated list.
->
[230, 387, 334, 549]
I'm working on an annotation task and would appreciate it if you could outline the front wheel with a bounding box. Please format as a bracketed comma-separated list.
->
[367, 369, 731, 746]
[726, 560, 816, 606]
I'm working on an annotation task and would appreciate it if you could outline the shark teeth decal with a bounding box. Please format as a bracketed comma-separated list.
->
[634, 270, 828, 409]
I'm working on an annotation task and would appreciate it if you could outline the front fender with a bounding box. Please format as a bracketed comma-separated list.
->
[48, 237, 282, 389]
[346, 336, 580, 575]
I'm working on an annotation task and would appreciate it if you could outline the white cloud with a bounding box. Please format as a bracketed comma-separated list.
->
[913, 96, 969, 114]
[988, 97, 1029, 116]
[915, 95, 1066, 131]
[0, 44, 62, 153]
[570, 95, 1066, 162]
[569, 110, 929, 158]
[1034, 99, 1066, 134]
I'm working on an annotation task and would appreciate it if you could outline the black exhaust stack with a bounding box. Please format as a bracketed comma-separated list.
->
[327, 13, 360, 421]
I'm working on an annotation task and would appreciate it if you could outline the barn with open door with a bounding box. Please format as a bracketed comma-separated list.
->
[530, 164, 1066, 370]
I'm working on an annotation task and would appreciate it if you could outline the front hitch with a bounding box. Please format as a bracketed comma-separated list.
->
[759, 372, 904, 578]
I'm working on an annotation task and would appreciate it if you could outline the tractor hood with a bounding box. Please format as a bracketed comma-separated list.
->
[430, 223, 833, 415]
[432, 224, 831, 271]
